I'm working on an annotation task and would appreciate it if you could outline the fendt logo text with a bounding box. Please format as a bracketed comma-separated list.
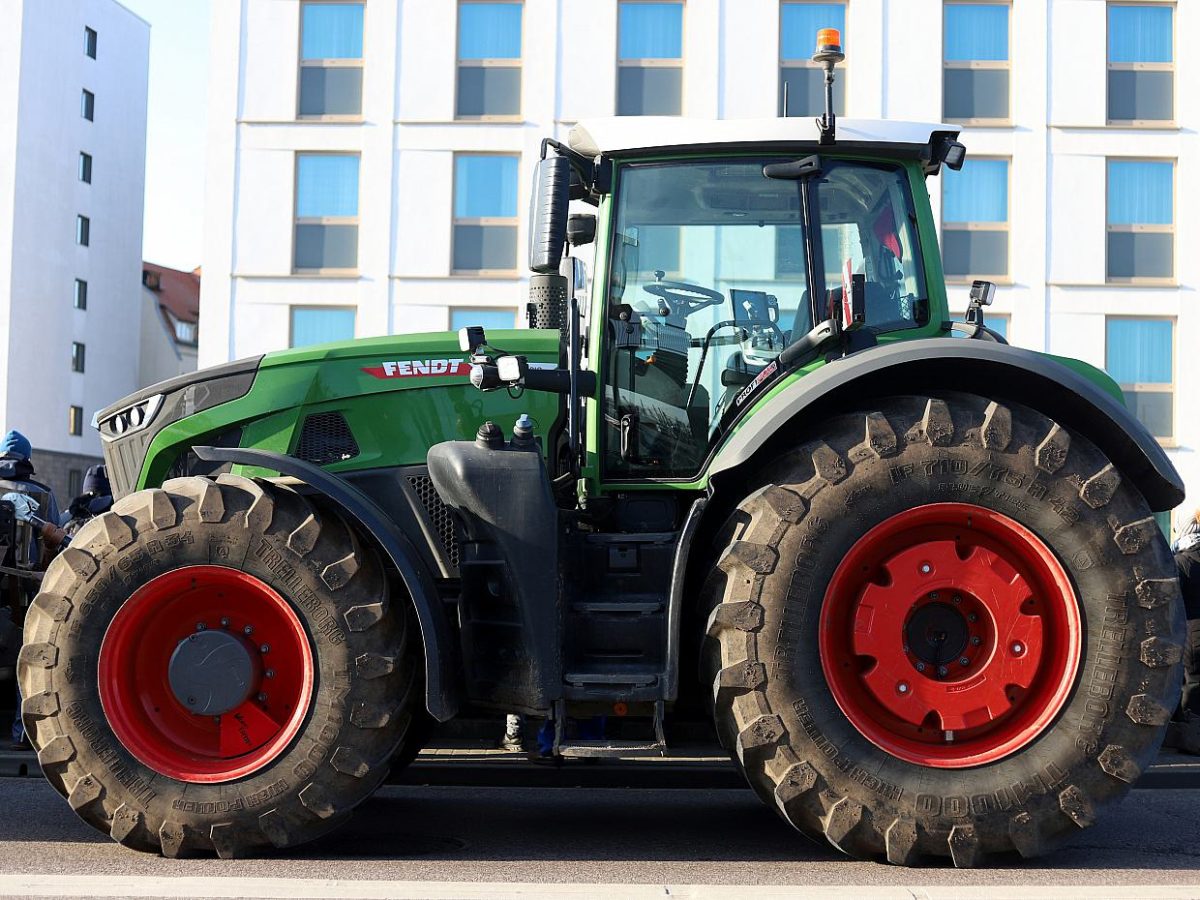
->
[361, 359, 471, 379]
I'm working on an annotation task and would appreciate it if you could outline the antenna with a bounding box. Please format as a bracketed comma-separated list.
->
[812, 28, 845, 145]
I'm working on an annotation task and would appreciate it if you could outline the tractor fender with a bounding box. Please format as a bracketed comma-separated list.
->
[708, 337, 1184, 512]
[193, 445, 460, 721]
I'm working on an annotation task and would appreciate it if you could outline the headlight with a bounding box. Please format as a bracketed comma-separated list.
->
[94, 356, 263, 498]
[95, 393, 164, 442]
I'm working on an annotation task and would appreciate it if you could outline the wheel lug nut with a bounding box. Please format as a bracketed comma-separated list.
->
[952, 595, 962, 605]
[260, 644, 270, 654]
[971, 636, 982, 646]
[265, 669, 276, 679]
[929, 591, 939, 600]
[220, 617, 230, 628]
[959, 656, 970, 666]
[937, 665, 948, 677]
[213, 716, 221, 725]
[257, 693, 268, 703]
[195, 622, 206, 632]
[1011, 642, 1025, 656]
[967, 613, 978, 623]
[186, 696, 196, 706]
[920, 563, 932, 574]
[243, 625, 254, 636]
[897, 682, 910, 695]
[915, 662, 926, 672]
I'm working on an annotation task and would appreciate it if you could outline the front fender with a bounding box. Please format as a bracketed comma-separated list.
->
[709, 338, 1184, 512]
[194, 446, 460, 721]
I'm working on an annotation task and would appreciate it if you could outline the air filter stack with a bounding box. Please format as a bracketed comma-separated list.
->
[526, 272, 568, 336]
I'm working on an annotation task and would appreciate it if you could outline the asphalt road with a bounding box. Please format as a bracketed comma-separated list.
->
[0, 775, 1198, 898]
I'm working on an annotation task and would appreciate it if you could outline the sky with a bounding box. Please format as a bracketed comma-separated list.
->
[121, 0, 211, 272]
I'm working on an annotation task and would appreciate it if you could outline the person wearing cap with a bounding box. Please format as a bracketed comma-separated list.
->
[63, 464, 113, 537]
[0, 430, 61, 749]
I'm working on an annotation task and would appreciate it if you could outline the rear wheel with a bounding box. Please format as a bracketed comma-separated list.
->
[704, 394, 1183, 866]
[19, 475, 423, 858]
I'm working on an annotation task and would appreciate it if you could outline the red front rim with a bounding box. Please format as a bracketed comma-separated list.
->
[819, 503, 1081, 768]
[98, 565, 315, 783]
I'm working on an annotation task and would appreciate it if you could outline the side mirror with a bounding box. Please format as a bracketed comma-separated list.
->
[528, 156, 571, 274]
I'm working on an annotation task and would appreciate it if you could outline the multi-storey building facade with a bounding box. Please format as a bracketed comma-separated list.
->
[202, 0, 1197, 530]
[0, 0, 149, 501]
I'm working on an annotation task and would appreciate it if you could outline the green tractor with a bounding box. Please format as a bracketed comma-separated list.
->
[20, 38, 1185, 867]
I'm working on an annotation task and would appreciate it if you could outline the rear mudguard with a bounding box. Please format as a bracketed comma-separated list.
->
[194, 445, 459, 721]
[709, 337, 1184, 512]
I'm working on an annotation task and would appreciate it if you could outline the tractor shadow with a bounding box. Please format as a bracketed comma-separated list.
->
[297, 782, 1200, 873]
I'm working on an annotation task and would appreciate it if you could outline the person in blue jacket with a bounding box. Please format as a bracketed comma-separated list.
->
[0, 430, 61, 749]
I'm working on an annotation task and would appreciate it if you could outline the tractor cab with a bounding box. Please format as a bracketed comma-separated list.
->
[465, 111, 967, 489]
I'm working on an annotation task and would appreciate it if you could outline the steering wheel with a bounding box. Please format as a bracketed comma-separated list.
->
[643, 273, 725, 318]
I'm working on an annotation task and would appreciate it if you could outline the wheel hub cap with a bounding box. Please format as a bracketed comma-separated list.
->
[168, 630, 257, 716]
[819, 503, 1081, 768]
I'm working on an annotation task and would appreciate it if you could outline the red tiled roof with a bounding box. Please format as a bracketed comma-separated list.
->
[143, 261, 199, 324]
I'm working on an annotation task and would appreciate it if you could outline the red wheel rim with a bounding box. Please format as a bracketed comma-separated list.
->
[819, 503, 1080, 768]
[98, 565, 314, 783]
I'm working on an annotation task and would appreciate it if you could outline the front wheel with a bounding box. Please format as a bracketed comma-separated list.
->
[704, 393, 1183, 866]
[19, 475, 423, 858]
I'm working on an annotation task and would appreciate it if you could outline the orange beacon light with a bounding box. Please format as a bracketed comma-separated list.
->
[813, 27, 845, 65]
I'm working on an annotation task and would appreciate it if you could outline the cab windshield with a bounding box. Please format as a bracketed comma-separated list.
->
[604, 156, 927, 478]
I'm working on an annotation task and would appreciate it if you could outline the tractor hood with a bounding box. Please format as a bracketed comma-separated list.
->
[98, 329, 563, 497]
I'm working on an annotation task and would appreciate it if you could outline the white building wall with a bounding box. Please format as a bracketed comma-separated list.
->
[201, 0, 1198, 528]
[0, 0, 148, 497]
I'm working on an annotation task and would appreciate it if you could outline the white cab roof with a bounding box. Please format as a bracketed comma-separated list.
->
[567, 117, 956, 158]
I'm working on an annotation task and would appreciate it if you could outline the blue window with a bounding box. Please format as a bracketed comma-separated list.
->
[780, 2, 846, 60]
[457, 2, 523, 118]
[942, 159, 1008, 279]
[295, 154, 359, 270]
[291, 307, 356, 348]
[943, 159, 1008, 223]
[1108, 5, 1172, 63]
[619, 2, 683, 59]
[451, 308, 517, 332]
[1107, 160, 1173, 281]
[454, 155, 519, 271]
[301, 3, 363, 59]
[944, 3, 1008, 61]
[1106, 318, 1173, 439]
[454, 156, 518, 218]
[1107, 160, 1172, 225]
[297, 154, 359, 218]
[779, 2, 846, 117]
[943, 3, 1009, 121]
[618, 1, 683, 115]
[299, 2, 364, 116]
[458, 2, 522, 59]
[1108, 5, 1173, 121]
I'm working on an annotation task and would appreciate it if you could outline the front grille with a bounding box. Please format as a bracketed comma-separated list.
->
[407, 474, 460, 568]
[294, 412, 359, 466]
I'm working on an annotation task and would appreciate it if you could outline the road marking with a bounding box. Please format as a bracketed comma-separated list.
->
[0, 877, 1198, 899]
